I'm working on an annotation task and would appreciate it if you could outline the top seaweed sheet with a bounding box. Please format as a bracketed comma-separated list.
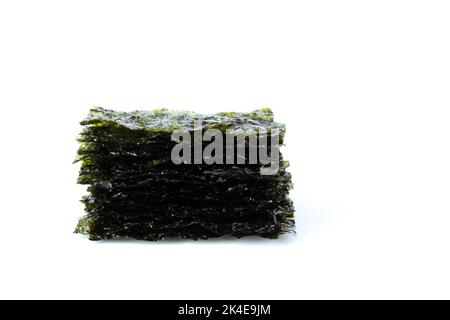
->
[75, 107, 295, 241]
[80, 106, 285, 133]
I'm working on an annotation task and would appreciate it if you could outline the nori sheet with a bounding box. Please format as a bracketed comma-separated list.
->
[75, 107, 295, 241]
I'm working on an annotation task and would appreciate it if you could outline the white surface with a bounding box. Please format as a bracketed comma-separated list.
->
[0, 0, 449, 300]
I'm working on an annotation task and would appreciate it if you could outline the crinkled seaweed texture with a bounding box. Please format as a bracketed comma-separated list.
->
[75, 107, 295, 241]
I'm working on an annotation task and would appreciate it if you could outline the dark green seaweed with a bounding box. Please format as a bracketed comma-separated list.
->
[75, 107, 295, 241]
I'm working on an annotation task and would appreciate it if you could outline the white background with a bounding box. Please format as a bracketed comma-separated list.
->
[0, 0, 449, 300]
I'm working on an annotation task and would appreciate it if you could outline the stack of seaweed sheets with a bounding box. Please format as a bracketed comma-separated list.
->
[75, 107, 294, 240]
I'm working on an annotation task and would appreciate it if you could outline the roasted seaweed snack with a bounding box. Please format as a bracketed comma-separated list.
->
[75, 107, 294, 240]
